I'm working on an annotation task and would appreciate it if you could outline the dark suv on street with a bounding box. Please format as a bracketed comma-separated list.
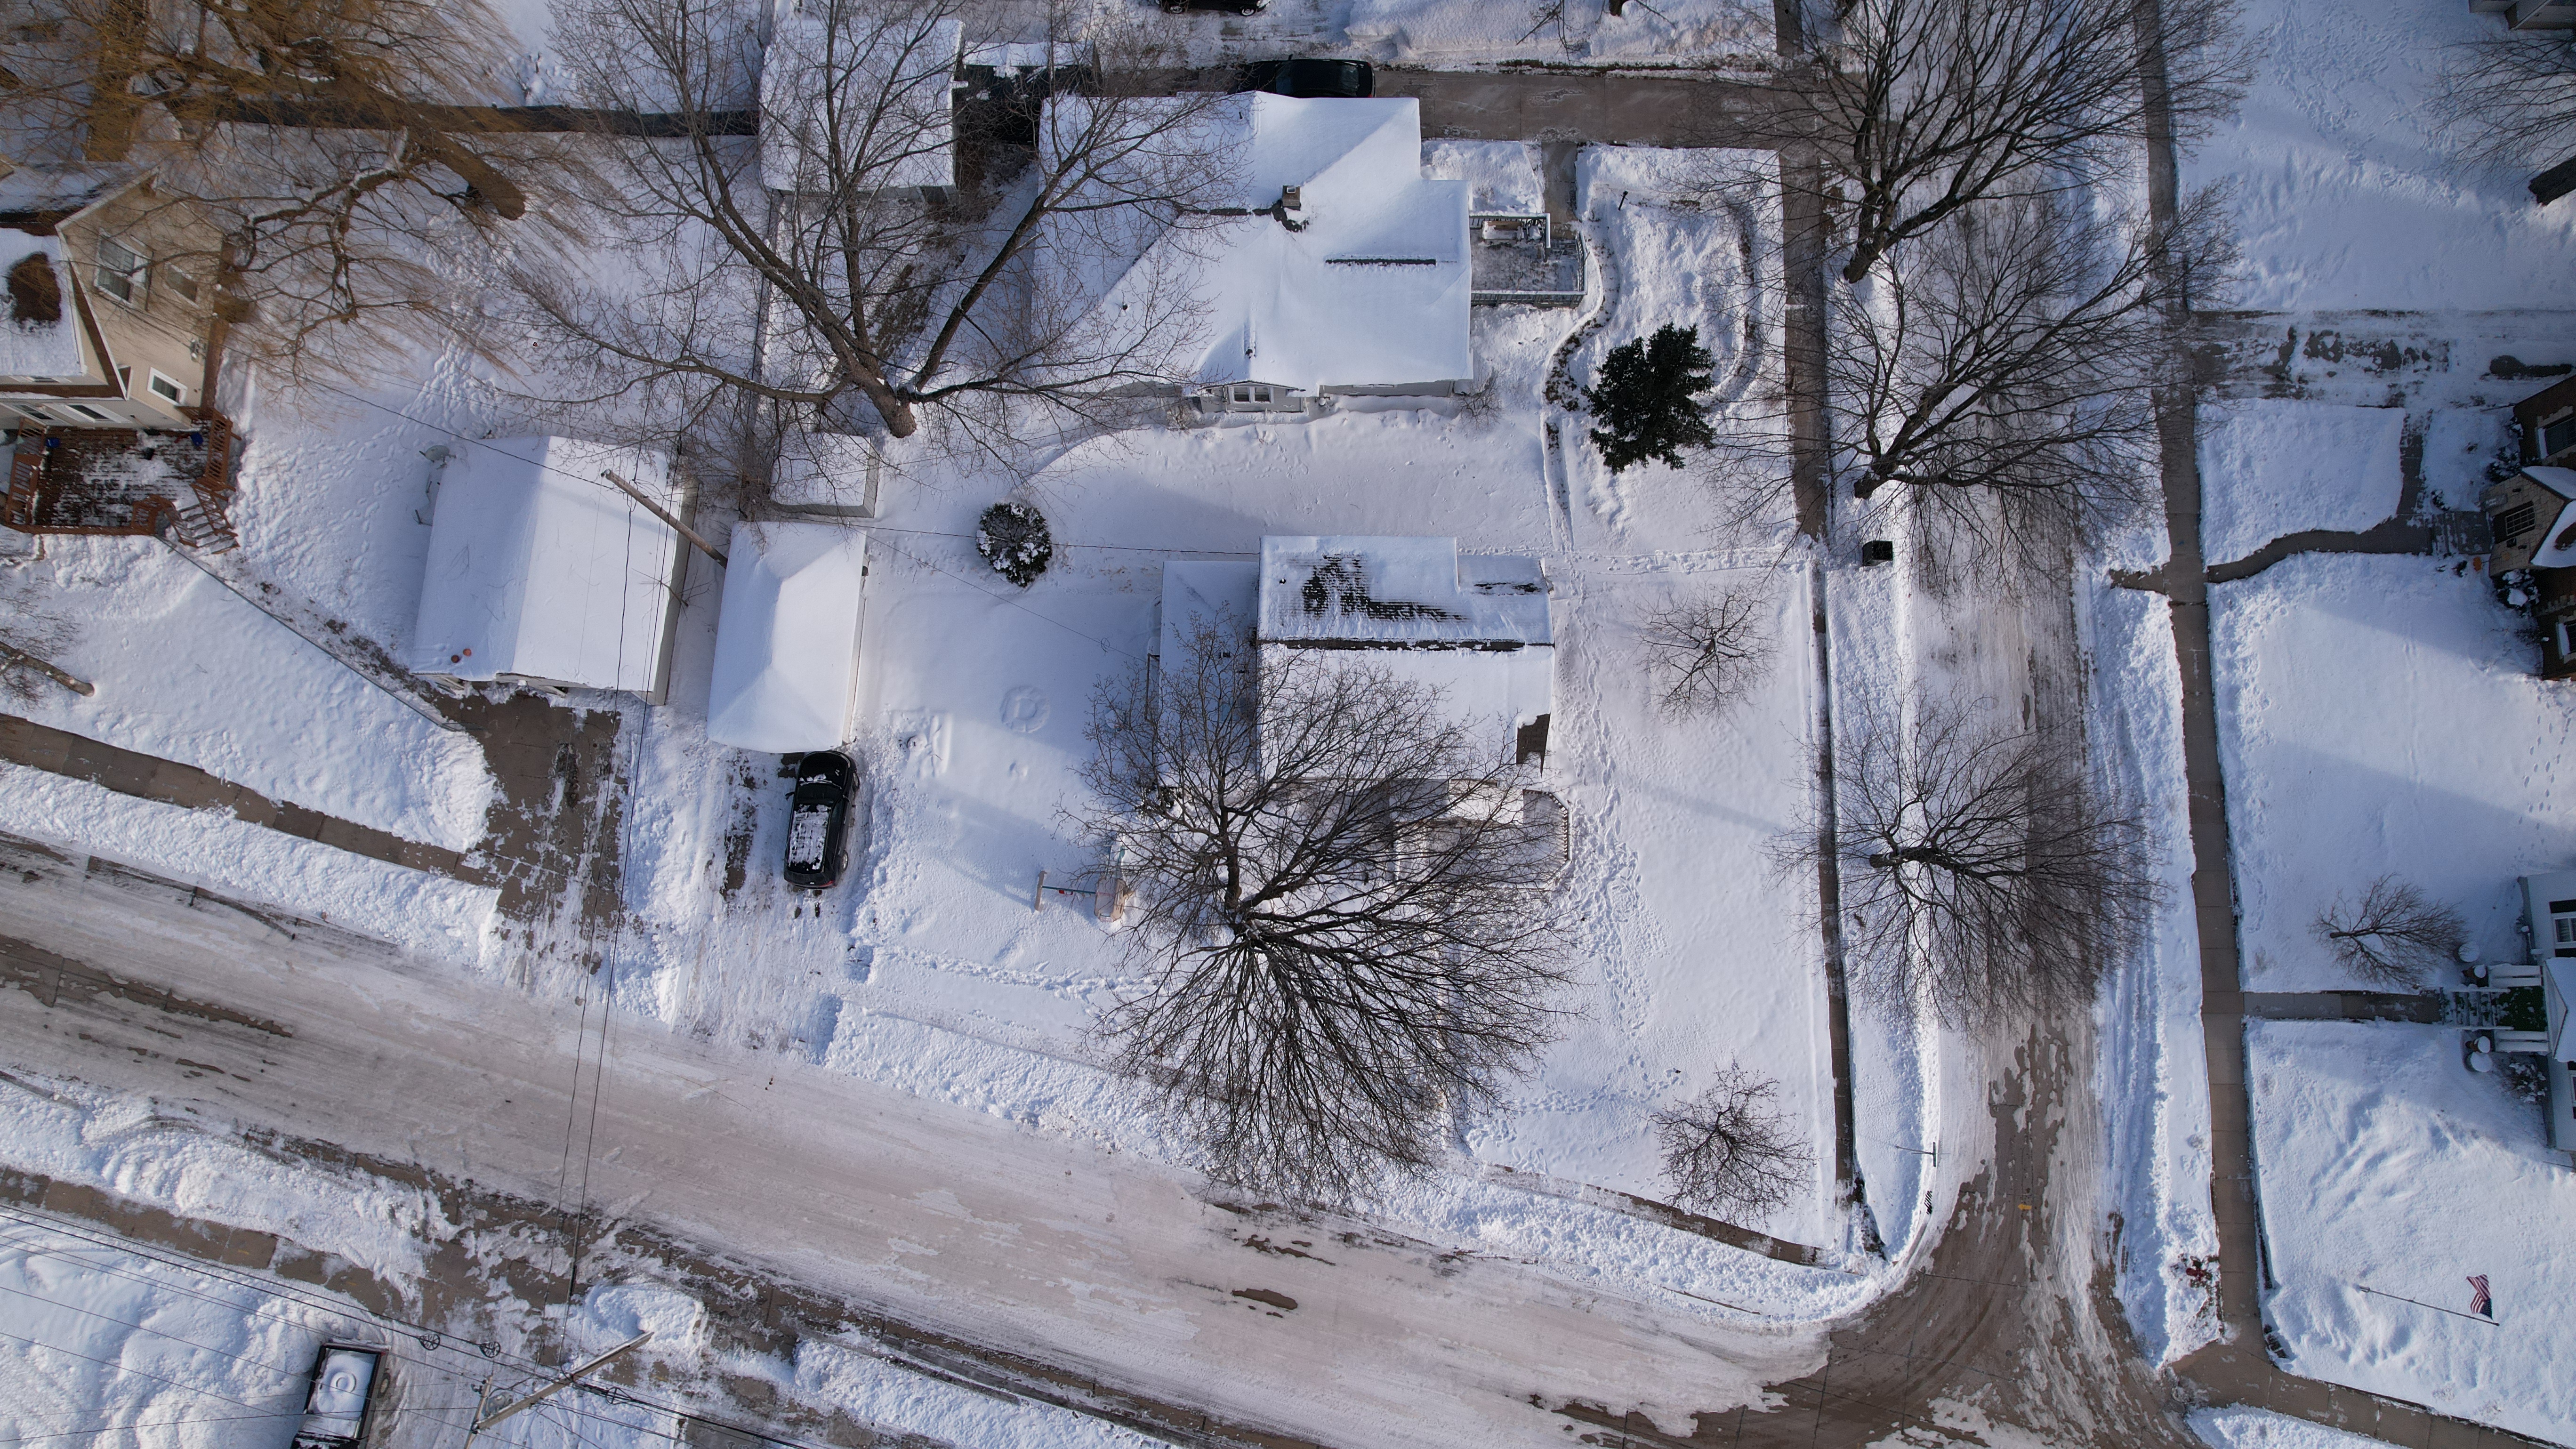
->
[1238, 58, 1374, 97]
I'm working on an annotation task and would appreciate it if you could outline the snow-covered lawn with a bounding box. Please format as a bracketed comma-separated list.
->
[2209, 554, 2576, 992]
[2197, 401, 2405, 564]
[2, 538, 491, 852]
[2190, 0, 2576, 313]
[2247, 1020, 2576, 1443]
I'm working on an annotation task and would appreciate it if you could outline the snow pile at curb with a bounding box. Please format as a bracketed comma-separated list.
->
[2190, 1406, 2389, 1449]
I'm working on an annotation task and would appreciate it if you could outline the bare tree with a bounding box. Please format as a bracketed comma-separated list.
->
[1831, 192, 2229, 544]
[1781, 692, 2157, 1024]
[0, 0, 580, 375]
[1078, 617, 1575, 1201]
[507, 0, 1229, 454]
[1653, 1063, 1812, 1219]
[1638, 586, 1774, 718]
[2314, 876, 2464, 989]
[1754, 0, 2248, 281]
[2431, 31, 2576, 175]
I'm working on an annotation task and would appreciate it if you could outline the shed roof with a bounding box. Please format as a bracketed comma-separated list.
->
[409, 436, 681, 694]
[706, 522, 869, 752]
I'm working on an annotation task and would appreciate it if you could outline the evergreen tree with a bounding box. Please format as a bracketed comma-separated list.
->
[1584, 324, 1717, 473]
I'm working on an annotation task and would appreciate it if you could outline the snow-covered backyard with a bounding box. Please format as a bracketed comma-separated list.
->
[2247, 1020, 2576, 1444]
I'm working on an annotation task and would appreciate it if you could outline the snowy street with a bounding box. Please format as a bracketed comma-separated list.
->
[0, 831, 1835, 1449]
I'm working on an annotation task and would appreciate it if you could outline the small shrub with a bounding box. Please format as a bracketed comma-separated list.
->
[975, 500, 1053, 588]
[1583, 323, 1716, 473]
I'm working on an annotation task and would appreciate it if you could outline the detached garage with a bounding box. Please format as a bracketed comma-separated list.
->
[705, 522, 869, 753]
[410, 436, 686, 701]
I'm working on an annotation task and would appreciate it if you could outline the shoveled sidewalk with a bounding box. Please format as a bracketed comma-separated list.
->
[0, 712, 487, 884]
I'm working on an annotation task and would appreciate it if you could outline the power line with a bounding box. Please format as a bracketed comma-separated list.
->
[0, 1279, 314, 1383]
[0, 1324, 292, 1413]
[0, 1408, 308, 1443]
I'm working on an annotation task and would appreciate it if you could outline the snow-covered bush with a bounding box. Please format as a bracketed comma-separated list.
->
[975, 501, 1054, 589]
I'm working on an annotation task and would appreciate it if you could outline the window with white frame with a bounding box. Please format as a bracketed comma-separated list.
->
[146, 370, 185, 405]
[93, 237, 145, 305]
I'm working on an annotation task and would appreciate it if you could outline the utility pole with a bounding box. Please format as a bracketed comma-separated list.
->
[463, 1334, 650, 1444]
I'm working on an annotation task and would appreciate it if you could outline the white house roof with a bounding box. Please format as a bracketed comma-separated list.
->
[409, 436, 682, 694]
[1256, 536, 1552, 768]
[1080, 95, 1470, 394]
[2547, 956, 2575, 1060]
[706, 522, 869, 753]
[1258, 535, 1550, 647]
[0, 232, 82, 379]
[760, 8, 961, 193]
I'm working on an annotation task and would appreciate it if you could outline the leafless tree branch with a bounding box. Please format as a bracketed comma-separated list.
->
[1653, 1062, 1812, 1219]
[1780, 690, 2157, 1025]
[503, 0, 1229, 461]
[1077, 615, 1577, 1202]
[2430, 30, 2576, 174]
[1638, 586, 1774, 719]
[2314, 876, 2463, 989]
[1749, 0, 2249, 282]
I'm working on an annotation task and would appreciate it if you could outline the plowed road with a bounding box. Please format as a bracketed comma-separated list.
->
[0, 835, 1824, 1448]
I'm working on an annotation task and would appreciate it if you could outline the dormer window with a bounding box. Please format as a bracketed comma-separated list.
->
[94, 237, 145, 305]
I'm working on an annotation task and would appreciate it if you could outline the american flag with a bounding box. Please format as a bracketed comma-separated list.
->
[2468, 1274, 2493, 1319]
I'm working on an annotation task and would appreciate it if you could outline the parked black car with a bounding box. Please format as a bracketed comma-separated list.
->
[1238, 58, 1373, 98]
[1163, 0, 1266, 14]
[784, 750, 856, 890]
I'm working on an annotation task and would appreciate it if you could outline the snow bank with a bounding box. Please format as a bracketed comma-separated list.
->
[2086, 580, 2217, 1364]
[2198, 401, 2406, 564]
[2247, 1020, 2576, 1442]
[0, 765, 497, 965]
[2209, 555, 2576, 991]
[2190, 0, 2576, 312]
[2190, 1407, 2388, 1449]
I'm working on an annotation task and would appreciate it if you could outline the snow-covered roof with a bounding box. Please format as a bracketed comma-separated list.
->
[706, 522, 869, 752]
[1256, 536, 1551, 768]
[760, 8, 961, 193]
[0, 232, 83, 379]
[409, 436, 682, 695]
[1258, 535, 1549, 647]
[0, 160, 136, 226]
[2530, 498, 2576, 569]
[1159, 559, 1259, 666]
[1078, 95, 1470, 394]
[2524, 466, 2576, 502]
